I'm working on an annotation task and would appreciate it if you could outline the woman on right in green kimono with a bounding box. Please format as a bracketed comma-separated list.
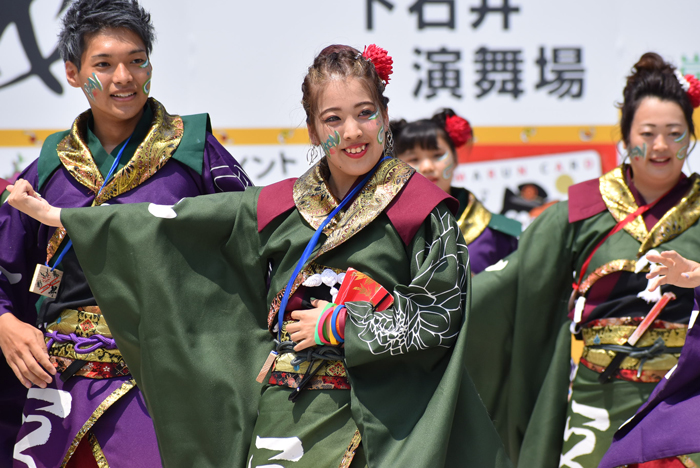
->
[465, 52, 700, 467]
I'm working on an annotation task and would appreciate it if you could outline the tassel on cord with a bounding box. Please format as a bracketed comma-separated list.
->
[635, 249, 663, 304]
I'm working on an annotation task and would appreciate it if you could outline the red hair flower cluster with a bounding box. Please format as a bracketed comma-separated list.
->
[685, 74, 700, 108]
[445, 114, 473, 148]
[362, 44, 393, 85]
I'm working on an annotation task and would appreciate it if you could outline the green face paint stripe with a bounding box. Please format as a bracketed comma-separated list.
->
[629, 143, 647, 159]
[83, 73, 103, 100]
[377, 125, 384, 144]
[140, 58, 150, 69]
[442, 162, 454, 180]
[675, 130, 688, 143]
[143, 78, 151, 95]
[321, 131, 341, 156]
[436, 152, 449, 162]
[368, 111, 379, 120]
[677, 144, 689, 160]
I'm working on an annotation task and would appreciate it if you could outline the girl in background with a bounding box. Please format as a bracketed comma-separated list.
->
[391, 109, 520, 274]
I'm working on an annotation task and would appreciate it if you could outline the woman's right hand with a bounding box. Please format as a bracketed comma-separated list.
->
[7, 179, 63, 228]
[0, 313, 55, 388]
[646, 250, 700, 290]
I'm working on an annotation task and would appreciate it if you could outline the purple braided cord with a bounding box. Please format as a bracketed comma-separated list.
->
[45, 330, 117, 354]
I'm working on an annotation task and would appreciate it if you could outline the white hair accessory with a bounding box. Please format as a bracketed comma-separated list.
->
[675, 69, 690, 92]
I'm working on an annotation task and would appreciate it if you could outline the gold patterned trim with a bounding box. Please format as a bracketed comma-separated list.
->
[293, 157, 413, 260]
[599, 165, 700, 255]
[581, 322, 686, 371]
[578, 259, 638, 296]
[62, 379, 136, 467]
[88, 431, 110, 468]
[46, 309, 123, 363]
[679, 455, 700, 468]
[644, 173, 700, 253]
[273, 349, 346, 378]
[47, 98, 184, 263]
[456, 191, 492, 244]
[339, 429, 362, 468]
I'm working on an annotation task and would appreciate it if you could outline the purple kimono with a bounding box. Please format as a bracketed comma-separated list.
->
[0, 99, 250, 468]
[600, 315, 700, 468]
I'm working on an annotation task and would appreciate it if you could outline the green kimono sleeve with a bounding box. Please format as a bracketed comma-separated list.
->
[344, 205, 511, 468]
[466, 201, 575, 465]
[62, 190, 272, 468]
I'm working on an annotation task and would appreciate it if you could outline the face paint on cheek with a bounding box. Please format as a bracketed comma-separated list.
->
[368, 111, 379, 120]
[629, 143, 647, 160]
[675, 130, 688, 143]
[140, 58, 150, 69]
[83, 73, 103, 101]
[377, 124, 385, 145]
[143, 78, 151, 95]
[442, 162, 454, 180]
[321, 131, 340, 157]
[677, 144, 689, 160]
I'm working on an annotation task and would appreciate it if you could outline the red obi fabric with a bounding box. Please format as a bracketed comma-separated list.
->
[631, 457, 688, 468]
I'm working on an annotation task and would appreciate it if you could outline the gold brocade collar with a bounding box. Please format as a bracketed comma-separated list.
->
[47, 98, 184, 262]
[456, 190, 492, 244]
[56, 97, 183, 205]
[599, 165, 700, 255]
[293, 157, 414, 259]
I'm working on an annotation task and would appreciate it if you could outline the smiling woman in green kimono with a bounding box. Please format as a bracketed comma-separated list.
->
[465, 52, 700, 468]
[7, 44, 510, 468]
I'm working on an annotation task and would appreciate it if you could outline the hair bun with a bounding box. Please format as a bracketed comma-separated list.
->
[633, 52, 669, 73]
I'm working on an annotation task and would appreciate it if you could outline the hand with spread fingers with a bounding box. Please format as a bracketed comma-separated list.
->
[646, 250, 700, 290]
[287, 299, 329, 352]
[7, 179, 63, 228]
[0, 313, 55, 388]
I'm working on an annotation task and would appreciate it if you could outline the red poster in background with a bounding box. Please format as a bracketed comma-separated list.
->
[455, 143, 618, 228]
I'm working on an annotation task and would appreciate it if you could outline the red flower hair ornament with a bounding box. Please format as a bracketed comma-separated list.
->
[675, 70, 700, 108]
[362, 44, 393, 85]
[445, 114, 473, 148]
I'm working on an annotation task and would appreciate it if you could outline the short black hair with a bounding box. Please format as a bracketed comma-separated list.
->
[58, 0, 155, 69]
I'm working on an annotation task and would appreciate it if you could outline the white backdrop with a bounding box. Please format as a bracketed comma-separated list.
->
[1, 0, 700, 213]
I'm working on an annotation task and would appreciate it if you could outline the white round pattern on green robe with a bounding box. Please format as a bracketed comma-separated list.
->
[147, 203, 177, 219]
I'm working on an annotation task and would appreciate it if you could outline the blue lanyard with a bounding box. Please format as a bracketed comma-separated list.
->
[49, 135, 133, 270]
[276, 156, 390, 340]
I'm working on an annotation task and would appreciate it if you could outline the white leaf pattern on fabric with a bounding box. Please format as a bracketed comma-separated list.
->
[0, 265, 22, 284]
[348, 211, 467, 356]
[148, 203, 177, 219]
[485, 259, 508, 272]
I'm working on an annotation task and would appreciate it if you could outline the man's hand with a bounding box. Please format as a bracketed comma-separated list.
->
[0, 313, 55, 388]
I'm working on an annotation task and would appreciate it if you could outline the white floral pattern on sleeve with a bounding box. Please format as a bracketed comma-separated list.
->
[347, 209, 469, 356]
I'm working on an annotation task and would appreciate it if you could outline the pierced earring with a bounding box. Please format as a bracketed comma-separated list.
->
[384, 128, 395, 157]
[306, 145, 323, 164]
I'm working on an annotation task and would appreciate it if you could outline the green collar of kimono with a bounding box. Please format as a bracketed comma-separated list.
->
[37, 97, 211, 191]
[85, 103, 154, 180]
[292, 156, 413, 259]
[599, 164, 700, 253]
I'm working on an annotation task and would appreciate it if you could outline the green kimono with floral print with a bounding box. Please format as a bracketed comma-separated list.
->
[60, 158, 510, 468]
